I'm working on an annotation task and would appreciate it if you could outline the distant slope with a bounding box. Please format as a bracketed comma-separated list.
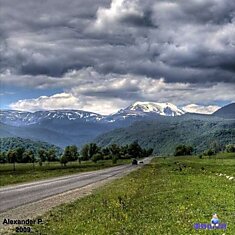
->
[0, 121, 114, 147]
[95, 118, 235, 155]
[213, 103, 235, 119]
[0, 137, 62, 154]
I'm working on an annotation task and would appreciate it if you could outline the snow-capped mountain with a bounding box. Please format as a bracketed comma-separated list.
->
[108, 101, 185, 121]
[0, 102, 185, 126]
[126, 101, 185, 116]
[0, 110, 103, 126]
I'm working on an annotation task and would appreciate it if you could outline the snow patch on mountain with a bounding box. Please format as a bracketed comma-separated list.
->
[0, 110, 103, 126]
[126, 101, 185, 116]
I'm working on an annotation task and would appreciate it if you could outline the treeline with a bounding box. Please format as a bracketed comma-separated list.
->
[0, 137, 62, 155]
[174, 143, 235, 157]
[0, 147, 59, 167]
[80, 141, 153, 163]
[61, 141, 153, 166]
[0, 141, 153, 169]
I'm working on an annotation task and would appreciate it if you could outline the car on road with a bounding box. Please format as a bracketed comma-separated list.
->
[138, 161, 144, 164]
[132, 159, 138, 165]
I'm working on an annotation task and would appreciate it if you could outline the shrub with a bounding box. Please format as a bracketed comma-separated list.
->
[174, 145, 193, 156]
[203, 149, 214, 156]
[225, 144, 235, 153]
[91, 153, 103, 163]
[60, 155, 68, 166]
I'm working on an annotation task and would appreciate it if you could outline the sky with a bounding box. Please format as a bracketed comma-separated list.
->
[0, 0, 235, 115]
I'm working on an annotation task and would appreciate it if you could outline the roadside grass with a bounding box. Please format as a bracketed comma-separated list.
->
[0, 160, 130, 187]
[31, 154, 235, 235]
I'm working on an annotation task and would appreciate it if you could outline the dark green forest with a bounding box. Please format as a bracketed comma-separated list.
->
[95, 119, 235, 155]
[0, 137, 62, 154]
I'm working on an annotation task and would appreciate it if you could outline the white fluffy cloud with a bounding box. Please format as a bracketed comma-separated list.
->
[8, 67, 235, 114]
[9, 92, 128, 115]
[93, 0, 143, 31]
[9, 93, 80, 111]
[182, 104, 220, 114]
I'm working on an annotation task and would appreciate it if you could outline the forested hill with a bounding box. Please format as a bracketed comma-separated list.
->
[95, 118, 235, 155]
[213, 103, 235, 119]
[0, 137, 62, 154]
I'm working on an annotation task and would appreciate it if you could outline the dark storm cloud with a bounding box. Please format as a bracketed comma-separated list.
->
[177, 0, 234, 25]
[0, 0, 235, 86]
[82, 88, 140, 100]
[120, 10, 155, 28]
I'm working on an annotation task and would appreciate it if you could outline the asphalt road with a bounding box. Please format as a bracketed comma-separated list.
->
[0, 157, 152, 213]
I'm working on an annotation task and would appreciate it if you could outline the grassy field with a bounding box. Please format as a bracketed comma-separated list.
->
[30, 153, 235, 235]
[0, 160, 130, 187]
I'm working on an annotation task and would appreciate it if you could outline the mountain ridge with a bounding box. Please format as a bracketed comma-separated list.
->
[2, 101, 232, 127]
[0, 101, 186, 126]
[213, 103, 235, 119]
[0, 102, 234, 148]
[0, 109, 103, 126]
